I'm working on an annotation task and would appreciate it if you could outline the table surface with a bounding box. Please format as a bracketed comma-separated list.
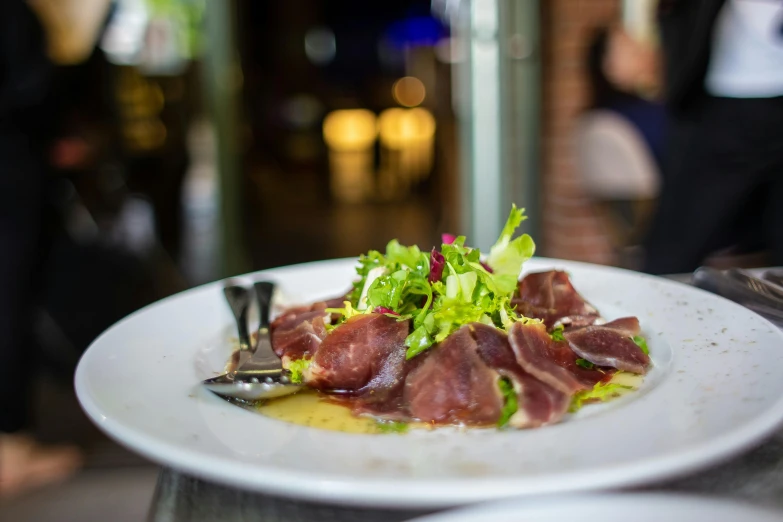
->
[146, 271, 783, 522]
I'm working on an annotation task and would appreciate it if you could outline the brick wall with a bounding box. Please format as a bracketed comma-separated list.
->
[539, 0, 619, 264]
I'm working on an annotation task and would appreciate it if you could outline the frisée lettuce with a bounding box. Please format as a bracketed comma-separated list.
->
[331, 206, 537, 359]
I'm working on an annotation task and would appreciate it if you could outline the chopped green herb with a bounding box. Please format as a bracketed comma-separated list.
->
[497, 377, 518, 428]
[633, 335, 649, 355]
[286, 358, 312, 384]
[569, 381, 634, 413]
[550, 325, 565, 342]
[375, 420, 409, 434]
[575, 358, 596, 370]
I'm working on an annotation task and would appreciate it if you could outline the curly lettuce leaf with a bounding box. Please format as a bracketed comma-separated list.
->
[487, 205, 535, 295]
[286, 358, 312, 384]
[385, 239, 428, 276]
[348, 250, 385, 306]
[569, 380, 634, 413]
[339, 205, 538, 360]
[575, 358, 596, 369]
[375, 420, 409, 434]
[550, 324, 565, 342]
[497, 377, 518, 428]
[633, 335, 649, 355]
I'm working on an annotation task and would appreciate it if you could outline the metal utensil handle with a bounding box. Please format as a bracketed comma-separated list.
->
[239, 281, 282, 377]
[727, 269, 783, 302]
[254, 281, 275, 330]
[763, 269, 783, 289]
[223, 285, 251, 352]
[694, 267, 783, 327]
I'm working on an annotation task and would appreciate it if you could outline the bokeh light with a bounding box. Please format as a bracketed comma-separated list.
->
[304, 27, 336, 66]
[378, 107, 435, 149]
[322, 109, 378, 151]
[392, 77, 426, 107]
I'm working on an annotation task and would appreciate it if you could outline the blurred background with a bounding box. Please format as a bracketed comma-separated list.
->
[5, 0, 775, 518]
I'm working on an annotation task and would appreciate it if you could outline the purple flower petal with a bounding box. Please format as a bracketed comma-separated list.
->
[373, 306, 399, 316]
[441, 233, 456, 245]
[429, 248, 445, 283]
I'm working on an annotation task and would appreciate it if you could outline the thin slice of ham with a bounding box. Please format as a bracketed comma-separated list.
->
[341, 354, 427, 421]
[470, 323, 570, 428]
[563, 317, 650, 374]
[271, 309, 328, 364]
[304, 314, 409, 394]
[508, 321, 611, 395]
[270, 293, 351, 364]
[404, 325, 503, 426]
[513, 271, 600, 328]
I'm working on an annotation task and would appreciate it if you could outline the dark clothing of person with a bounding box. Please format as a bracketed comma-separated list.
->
[643, 95, 783, 274]
[0, 0, 53, 432]
[606, 96, 667, 171]
[656, 0, 726, 118]
[643, 0, 783, 274]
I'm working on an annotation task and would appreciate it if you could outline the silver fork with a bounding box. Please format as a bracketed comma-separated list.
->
[693, 267, 783, 327]
[202, 281, 303, 401]
[222, 283, 253, 371]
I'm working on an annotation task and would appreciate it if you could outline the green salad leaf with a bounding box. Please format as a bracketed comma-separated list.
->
[633, 335, 649, 355]
[569, 380, 634, 413]
[375, 420, 409, 434]
[487, 205, 536, 295]
[332, 206, 537, 359]
[550, 325, 565, 342]
[286, 358, 312, 384]
[347, 250, 385, 306]
[497, 377, 518, 428]
[575, 358, 596, 370]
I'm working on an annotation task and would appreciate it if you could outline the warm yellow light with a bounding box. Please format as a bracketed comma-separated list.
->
[392, 77, 426, 107]
[378, 107, 436, 149]
[322, 109, 378, 151]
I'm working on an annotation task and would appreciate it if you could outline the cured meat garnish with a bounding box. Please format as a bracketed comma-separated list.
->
[270, 292, 351, 363]
[304, 314, 409, 393]
[512, 271, 600, 329]
[270, 309, 328, 364]
[404, 325, 503, 426]
[599, 317, 641, 337]
[471, 323, 569, 428]
[563, 317, 650, 375]
[508, 321, 611, 395]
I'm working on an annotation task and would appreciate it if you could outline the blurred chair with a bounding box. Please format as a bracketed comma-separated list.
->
[574, 109, 661, 269]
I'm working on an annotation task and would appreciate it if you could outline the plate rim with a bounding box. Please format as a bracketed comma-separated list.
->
[74, 257, 783, 508]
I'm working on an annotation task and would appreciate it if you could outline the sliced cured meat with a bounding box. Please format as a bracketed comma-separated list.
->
[512, 271, 600, 328]
[271, 309, 328, 364]
[471, 323, 569, 428]
[404, 325, 503, 426]
[341, 355, 427, 421]
[508, 321, 611, 395]
[600, 316, 640, 337]
[270, 292, 352, 363]
[304, 314, 410, 394]
[563, 317, 650, 374]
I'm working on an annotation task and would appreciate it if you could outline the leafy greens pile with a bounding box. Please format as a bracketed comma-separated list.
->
[327, 205, 536, 359]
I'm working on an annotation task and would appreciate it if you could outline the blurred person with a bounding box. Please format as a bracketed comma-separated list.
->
[643, 0, 783, 274]
[0, 0, 109, 497]
[586, 25, 665, 169]
[575, 25, 665, 266]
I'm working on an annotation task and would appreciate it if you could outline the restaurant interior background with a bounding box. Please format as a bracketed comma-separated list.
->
[2, 0, 666, 518]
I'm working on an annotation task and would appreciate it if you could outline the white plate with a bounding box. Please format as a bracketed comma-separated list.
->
[75, 257, 783, 509]
[406, 493, 783, 522]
